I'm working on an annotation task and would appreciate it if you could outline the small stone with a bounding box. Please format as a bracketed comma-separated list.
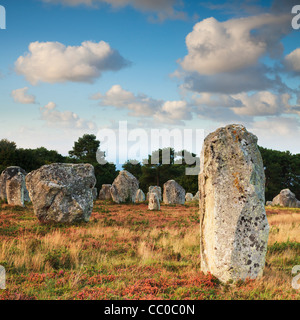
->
[135, 189, 146, 203]
[148, 193, 160, 211]
[185, 193, 193, 202]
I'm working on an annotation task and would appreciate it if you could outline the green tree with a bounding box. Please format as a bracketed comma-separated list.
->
[0, 139, 17, 172]
[68, 134, 118, 190]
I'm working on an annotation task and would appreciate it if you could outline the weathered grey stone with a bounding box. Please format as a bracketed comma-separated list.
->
[185, 193, 193, 202]
[199, 124, 269, 283]
[135, 189, 145, 203]
[93, 188, 98, 201]
[193, 191, 199, 201]
[99, 184, 112, 201]
[110, 170, 139, 203]
[26, 163, 96, 224]
[148, 193, 160, 211]
[266, 201, 273, 206]
[6, 172, 25, 207]
[163, 180, 185, 205]
[0, 166, 28, 205]
[271, 189, 300, 208]
[148, 186, 162, 201]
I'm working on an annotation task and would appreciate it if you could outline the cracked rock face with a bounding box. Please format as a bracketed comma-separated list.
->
[0, 166, 28, 206]
[163, 180, 185, 205]
[99, 184, 112, 201]
[110, 170, 139, 203]
[199, 124, 269, 283]
[25, 163, 96, 224]
[271, 189, 300, 208]
[148, 193, 160, 211]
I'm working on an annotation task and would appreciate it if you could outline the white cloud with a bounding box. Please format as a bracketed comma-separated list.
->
[93, 84, 191, 124]
[284, 48, 300, 72]
[15, 41, 129, 85]
[231, 91, 291, 116]
[11, 87, 36, 104]
[40, 102, 97, 130]
[179, 14, 290, 75]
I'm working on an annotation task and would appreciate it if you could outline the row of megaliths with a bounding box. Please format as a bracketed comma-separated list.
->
[199, 124, 269, 283]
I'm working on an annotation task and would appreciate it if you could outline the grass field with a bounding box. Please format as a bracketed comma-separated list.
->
[0, 201, 299, 300]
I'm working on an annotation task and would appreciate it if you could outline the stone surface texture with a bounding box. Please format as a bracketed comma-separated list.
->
[148, 193, 160, 211]
[163, 180, 185, 205]
[199, 124, 269, 283]
[26, 163, 96, 223]
[110, 170, 139, 203]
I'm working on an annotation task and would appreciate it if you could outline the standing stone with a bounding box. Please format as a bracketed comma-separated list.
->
[0, 166, 27, 205]
[199, 124, 269, 283]
[6, 172, 26, 207]
[110, 170, 139, 203]
[135, 189, 146, 203]
[99, 184, 112, 201]
[26, 163, 96, 224]
[92, 188, 98, 201]
[193, 191, 199, 201]
[271, 189, 300, 208]
[148, 186, 162, 201]
[185, 193, 193, 202]
[163, 180, 185, 205]
[148, 193, 160, 211]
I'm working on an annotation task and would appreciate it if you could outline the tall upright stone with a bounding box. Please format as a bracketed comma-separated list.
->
[148, 193, 160, 211]
[199, 124, 269, 283]
[110, 170, 139, 203]
[26, 163, 96, 224]
[0, 166, 27, 205]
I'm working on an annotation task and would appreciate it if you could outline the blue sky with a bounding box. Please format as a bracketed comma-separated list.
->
[0, 0, 299, 162]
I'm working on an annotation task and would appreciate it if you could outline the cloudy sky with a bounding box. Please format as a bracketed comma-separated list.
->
[0, 0, 300, 161]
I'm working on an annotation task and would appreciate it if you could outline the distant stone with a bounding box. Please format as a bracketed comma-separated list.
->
[99, 184, 112, 201]
[185, 193, 193, 202]
[0, 166, 27, 205]
[266, 201, 273, 206]
[148, 193, 160, 211]
[26, 163, 96, 224]
[163, 180, 185, 205]
[193, 191, 199, 201]
[110, 170, 139, 203]
[148, 186, 162, 201]
[271, 189, 300, 208]
[6, 172, 26, 207]
[135, 189, 145, 203]
[199, 124, 269, 283]
[93, 188, 98, 201]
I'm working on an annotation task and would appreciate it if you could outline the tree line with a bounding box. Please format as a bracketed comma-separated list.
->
[0, 135, 299, 201]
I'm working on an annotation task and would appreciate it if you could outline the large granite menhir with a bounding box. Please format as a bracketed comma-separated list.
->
[26, 163, 96, 223]
[199, 124, 269, 283]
